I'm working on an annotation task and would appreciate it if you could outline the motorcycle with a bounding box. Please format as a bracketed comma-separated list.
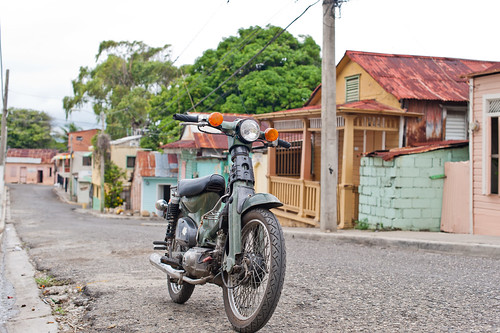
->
[150, 112, 291, 332]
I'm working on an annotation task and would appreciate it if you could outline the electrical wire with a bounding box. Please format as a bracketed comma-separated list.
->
[184, 0, 320, 113]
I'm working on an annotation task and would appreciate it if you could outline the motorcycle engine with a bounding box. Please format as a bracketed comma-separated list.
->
[183, 247, 212, 278]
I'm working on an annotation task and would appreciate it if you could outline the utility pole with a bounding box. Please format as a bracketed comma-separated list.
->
[0, 69, 10, 166]
[320, 1, 339, 232]
[100, 111, 105, 213]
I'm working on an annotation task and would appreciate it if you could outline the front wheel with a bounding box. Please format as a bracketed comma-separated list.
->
[223, 208, 286, 332]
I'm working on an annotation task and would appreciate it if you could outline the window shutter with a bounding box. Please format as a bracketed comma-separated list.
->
[489, 99, 500, 115]
[445, 111, 467, 140]
[345, 75, 359, 102]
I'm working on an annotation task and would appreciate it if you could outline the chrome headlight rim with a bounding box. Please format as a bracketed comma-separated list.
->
[238, 119, 260, 143]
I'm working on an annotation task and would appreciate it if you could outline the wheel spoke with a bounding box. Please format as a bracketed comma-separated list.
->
[227, 219, 271, 319]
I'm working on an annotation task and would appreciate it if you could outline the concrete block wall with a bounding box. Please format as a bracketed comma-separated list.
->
[358, 147, 468, 231]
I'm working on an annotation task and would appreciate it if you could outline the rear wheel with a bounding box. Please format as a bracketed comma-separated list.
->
[222, 208, 286, 332]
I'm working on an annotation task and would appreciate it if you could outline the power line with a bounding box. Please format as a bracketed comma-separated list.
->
[184, 0, 320, 113]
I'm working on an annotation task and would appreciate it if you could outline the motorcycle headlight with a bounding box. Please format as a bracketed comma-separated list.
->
[238, 119, 260, 143]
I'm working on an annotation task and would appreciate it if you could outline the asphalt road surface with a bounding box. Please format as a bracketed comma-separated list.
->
[6, 184, 500, 332]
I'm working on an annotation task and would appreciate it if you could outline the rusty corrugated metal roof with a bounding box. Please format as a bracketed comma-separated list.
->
[135, 150, 178, 177]
[7, 148, 58, 164]
[467, 62, 500, 78]
[345, 51, 499, 102]
[365, 140, 469, 161]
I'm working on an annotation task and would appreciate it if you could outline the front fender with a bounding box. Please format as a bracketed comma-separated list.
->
[239, 193, 283, 215]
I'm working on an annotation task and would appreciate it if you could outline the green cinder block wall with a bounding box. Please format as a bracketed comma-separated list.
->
[358, 147, 468, 231]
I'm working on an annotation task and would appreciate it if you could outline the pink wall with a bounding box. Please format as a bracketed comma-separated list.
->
[5, 163, 55, 185]
[441, 161, 470, 233]
[471, 73, 500, 236]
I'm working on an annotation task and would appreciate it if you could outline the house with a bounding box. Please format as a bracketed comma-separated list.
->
[53, 129, 98, 201]
[254, 51, 500, 229]
[91, 135, 142, 210]
[68, 129, 98, 205]
[5, 149, 57, 185]
[454, 63, 500, 236]
[130, 150, 178, 214]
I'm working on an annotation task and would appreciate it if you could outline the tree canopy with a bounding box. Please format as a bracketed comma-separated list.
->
[6, 108, 62, 149]
[145, 25, 321, 149]
[63, 41, 178, 139]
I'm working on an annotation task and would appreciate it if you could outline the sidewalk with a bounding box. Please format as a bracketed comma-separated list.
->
[52, 185, 500, 259]
[0, 186, 57, 333]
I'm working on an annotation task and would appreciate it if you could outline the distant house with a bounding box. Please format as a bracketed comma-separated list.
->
[69, 129, 98, 205]
[130, 150, 178, 214]
[254, 51, 500, 228]
[5, 149, 57, 185]
[91, 135, 143, 210]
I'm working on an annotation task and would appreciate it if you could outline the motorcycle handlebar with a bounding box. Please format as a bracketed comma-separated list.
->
[173, 114, 199, 122]
[277, 139, 291, 149]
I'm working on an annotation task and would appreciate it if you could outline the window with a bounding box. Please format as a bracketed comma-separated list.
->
[275, 133, 302, 177]
[345, 75, 360, 103]
[126, 156, 136, 168]
[445, 106, 468, 140]
[76, 136, 83, 141]
[491, 117, 499, 194]
[82, 156, 91, 166]
[483, 96, 500, 195]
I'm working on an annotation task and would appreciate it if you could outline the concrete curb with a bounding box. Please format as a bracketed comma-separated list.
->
[1, 186, 57, 332]
[283, 229, 500, 259]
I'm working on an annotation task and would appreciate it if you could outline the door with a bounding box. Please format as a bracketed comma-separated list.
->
[37, 170, 43, 183]
[20, 167, 27, 184]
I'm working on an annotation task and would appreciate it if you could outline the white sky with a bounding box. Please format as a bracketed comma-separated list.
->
[1, 0, 499, 131]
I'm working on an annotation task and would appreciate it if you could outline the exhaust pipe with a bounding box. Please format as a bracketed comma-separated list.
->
[149, 253, 212, 285]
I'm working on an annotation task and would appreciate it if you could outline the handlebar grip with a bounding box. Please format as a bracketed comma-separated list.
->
[278, 139, 291, 149]
[173, 114, 199, 122]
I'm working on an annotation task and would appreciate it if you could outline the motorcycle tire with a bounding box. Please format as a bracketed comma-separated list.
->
[222, 208, 286, 333]
[167, 240, 195, 304]
[167, 277, 195, 304]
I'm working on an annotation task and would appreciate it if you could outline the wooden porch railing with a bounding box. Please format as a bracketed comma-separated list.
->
[269, 176, 320, 223]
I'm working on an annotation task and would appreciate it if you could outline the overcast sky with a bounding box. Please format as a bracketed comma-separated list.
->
[1, 0, 499, 131]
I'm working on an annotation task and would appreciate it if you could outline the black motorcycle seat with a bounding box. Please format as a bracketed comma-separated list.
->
[177, 174, 226, 197]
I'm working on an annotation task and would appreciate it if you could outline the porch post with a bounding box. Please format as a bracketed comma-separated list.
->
[339, 114, 356, 228]
[299, 119, 312, 217]
[267, 120, 276, 194]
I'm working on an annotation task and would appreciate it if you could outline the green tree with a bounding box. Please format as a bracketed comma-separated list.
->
[6, 108, 61, 149]
[147, 25, 321, 148]
[104, 161, 126, 209]
[63, 41, 178, 139]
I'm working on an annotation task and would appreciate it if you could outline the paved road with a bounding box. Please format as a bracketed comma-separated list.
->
[6, 184, 500, 332]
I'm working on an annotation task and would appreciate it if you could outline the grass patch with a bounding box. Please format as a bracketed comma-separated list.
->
[53, 306, 66, 315]
[354, 218, 370, 230]
[35, 274, 67, 288]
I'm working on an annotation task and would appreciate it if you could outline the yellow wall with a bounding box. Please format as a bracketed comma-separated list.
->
[336, 61, 400, 108]
[252, 152, 268, 194]
[110, 146, 139, 186]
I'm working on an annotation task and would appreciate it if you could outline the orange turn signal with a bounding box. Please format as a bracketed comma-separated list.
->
[265, 128, 279, 142]
[208, 112, 223, 127]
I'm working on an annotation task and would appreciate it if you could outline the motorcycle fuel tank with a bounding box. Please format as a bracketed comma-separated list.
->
[175, 217, 197, 247]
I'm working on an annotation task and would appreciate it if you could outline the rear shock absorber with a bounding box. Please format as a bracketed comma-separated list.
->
[164, 197, 180, 240]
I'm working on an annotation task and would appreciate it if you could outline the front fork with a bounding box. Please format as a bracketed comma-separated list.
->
[224, 180, 256, 273]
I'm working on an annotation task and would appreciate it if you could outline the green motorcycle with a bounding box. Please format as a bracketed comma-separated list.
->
[150, 112, 290, 332]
